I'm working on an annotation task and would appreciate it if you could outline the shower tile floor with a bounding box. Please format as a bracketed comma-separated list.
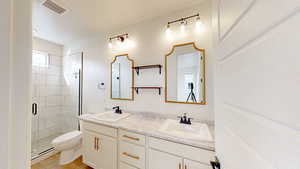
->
[32, 133, 63, 158]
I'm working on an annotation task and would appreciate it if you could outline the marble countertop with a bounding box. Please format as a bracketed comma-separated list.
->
[79, 112, 215, 151]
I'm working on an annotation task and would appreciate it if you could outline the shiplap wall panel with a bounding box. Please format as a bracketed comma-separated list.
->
[213, 0, 300, 169]
[220, 11, 300, 129]
[221, 104, 300, 168]
[216, 125, 273, 169]
[218, 0, 300, 60]
[219, 0, 254, 40]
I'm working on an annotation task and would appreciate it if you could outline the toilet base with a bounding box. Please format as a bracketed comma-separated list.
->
[59, 144, 82, 165]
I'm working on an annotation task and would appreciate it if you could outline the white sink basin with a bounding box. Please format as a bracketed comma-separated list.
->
[90, 111, 131, 122]
[159, 119, 213, 141]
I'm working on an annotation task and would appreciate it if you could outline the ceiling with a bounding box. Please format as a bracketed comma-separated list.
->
[33, 0, 205, 45]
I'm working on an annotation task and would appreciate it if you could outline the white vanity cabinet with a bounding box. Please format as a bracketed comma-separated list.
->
[81, 121, 118, 169]
[149, 148, 182, 169]
[149, 149, 211, 169]
[149, 137, 214, 169]
[80, 120, 214, 169]
[82, 130, 100, 168]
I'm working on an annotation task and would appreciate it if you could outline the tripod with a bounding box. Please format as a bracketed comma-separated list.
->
[186, 83, 197, 103]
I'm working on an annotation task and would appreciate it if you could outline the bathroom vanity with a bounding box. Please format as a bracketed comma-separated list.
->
[79, 112, 215, 169]
[79, 42, 214, 169]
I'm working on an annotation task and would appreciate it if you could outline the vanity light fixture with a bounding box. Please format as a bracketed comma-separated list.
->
[166, 13, 201, 33]
[107, 33, 129, 48]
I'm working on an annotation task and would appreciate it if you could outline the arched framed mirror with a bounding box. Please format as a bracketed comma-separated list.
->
[165, 42, 206, 104]
[111, 54, 134, 100]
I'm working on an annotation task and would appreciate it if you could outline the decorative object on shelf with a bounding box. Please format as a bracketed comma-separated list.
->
[165, 13, 203, 38]
[133, 87, 162, 95]
[111, 54, 134, 101]
[132, 64, 162, 75]
[165, 42, 206, 105]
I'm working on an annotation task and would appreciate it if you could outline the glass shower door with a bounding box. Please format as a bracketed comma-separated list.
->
[62, 52, 83, 131]
[31, 50, 83, 159]
[31, 50, 47, 158]
[31, 50, 64, 159]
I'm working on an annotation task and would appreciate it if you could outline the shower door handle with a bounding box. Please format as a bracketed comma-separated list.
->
[32, 103, 38, 116]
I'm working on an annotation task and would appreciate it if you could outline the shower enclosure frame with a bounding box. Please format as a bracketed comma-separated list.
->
[31, 52, 84, 160]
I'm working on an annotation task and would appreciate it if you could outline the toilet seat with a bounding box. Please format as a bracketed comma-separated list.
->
[52, 130, 82, 145]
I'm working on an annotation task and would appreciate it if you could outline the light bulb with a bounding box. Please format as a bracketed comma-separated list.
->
[108, 39, 113, 48]
[116, 40, 122, 47]
[166, 24, 171, 34]
[196, 16, 204, 32]
[165, 24, 173, 41]
[180, 20, 187, 32]
[124, 34, 134, 48]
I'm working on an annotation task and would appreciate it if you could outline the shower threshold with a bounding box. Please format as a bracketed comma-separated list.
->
[31, 147, 55, 160]
[31, 133, 62, 160]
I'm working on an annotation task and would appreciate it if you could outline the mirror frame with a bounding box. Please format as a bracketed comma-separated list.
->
[110, 54, 134, 101]
[164, 42, 206, 105]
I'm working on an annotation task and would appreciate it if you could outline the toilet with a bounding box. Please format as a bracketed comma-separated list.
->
[52, 130, 82, 165]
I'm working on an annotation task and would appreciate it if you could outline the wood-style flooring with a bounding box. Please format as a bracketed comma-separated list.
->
[31, 153, 92, 169]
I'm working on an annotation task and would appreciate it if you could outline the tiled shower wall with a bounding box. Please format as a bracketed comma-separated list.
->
[32, 54, 64, 140]
[32, 37, 79, 143]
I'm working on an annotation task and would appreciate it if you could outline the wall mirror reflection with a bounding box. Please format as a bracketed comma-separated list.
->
[165, 42, 206, 104]
[111, 54, 134, 100]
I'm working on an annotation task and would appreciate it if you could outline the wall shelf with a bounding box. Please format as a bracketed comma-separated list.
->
[132, 87, 162, 95]
[133, 64, 162, 75]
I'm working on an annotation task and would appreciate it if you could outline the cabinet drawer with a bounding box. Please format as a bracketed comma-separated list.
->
[81, 121, 117, 138]
[120, 141, 145, 169]
[149, 137, 214, 165]
[119, 130, 146, 146]
[120, 162, 139, 169]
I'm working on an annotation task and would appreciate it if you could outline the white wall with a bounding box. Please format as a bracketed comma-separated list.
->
[213, 0, 300, 169]
[0, 0, 31, 169]
[65, 1, 214, 121]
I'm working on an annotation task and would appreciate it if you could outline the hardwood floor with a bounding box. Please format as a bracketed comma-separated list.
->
[31, 153, 93, 169]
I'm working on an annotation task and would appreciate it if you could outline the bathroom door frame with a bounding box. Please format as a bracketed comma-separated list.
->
[1, 0, 32, 169]
[78, 52, 84, 130]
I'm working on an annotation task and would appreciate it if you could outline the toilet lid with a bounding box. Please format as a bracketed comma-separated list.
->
[52, 130, 82, 145]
